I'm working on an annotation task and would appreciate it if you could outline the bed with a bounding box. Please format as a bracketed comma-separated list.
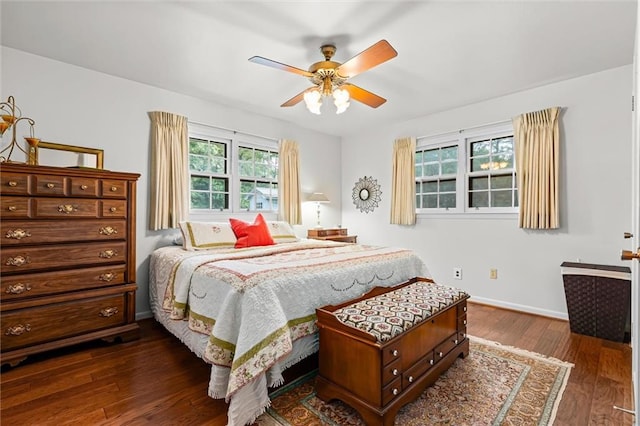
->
[148, 218, 430, 426]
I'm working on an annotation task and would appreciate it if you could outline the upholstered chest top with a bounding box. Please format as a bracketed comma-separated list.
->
[333, 281, 469, 343]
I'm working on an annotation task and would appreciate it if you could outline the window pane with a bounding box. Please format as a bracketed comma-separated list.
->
[471, 140, 490, 156]
[471, 157, 490, 172]
[189, 138, 209, 155]
[424, 181, 438, 193]
[415, 164, 423, 178]
[255, 149, 268, 163]
[210, 157, 226, 174]
[491, 190, 512, 207]
[469, 176, 488, 190]
[439, 179, 456, 192]
[239, 161, 253, 176]
[191, 176, 209, 191]
[238, 147, 253, 161]
[423, 194, 437, 208]
[255, 164, 268, 178]
[469, 191, 488, 207]
[190, 155, 208, 172]
[440, 193, 456, 208]
[491, 174, 512, 189]
[424, 150, 438, 162]
[240, 180, 255, 193]
[415, 151, 423, 164]
[441, 146, 457, 160]
[211, 178, 228, 192]
[211, 193, 227, 210]
[493, 153, 513, 169]
[492, 137, 513, 154]
[441, 161, 457, 175]
[190, 192, 210, 209]
[424, 164, 439, 177]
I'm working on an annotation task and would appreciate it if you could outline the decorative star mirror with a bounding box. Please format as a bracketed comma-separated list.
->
[352, 176, 382, 213]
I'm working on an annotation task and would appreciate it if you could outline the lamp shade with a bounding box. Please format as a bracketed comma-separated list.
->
[308, 192, 330, 203]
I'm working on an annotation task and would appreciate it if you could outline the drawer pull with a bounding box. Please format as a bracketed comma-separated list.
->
[6, 255, 29, 267]
[99, 226, 118, 236]
[5, 324, 31, 336]
[454, 339, 459, 345]
[99, 272, 115, 282]
[58, 204, 78, 214]
[392, 368, 398, 376]
[99, 307, 119, 317]
[463, 306, 467, 312]
[110, 186, 118, 192]
[109, 207, 117, 212]
[429, 359, 434, 365]
[392, 388, 398, 396]
[46, 183, 55, 188]
[5, 229, 32, 240]
[463, 319, 467, 325]
[392, 349, 399, 357]
[438, 351, 444, 358]
[6, 283, 32, 294]
[80, 184, 88, 190]
[8, 181, 17, 187]
[7, 206, 17, 212]
[408, 376, 414, 383]
[99, 249, 118, 259]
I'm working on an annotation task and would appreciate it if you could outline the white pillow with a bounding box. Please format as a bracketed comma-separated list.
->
[179, 221, 237, 250]
[267, 220, 299, 244]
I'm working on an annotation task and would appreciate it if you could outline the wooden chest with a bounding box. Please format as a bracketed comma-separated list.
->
[0, 163, 140, 366]
[315, 277, 469, 426]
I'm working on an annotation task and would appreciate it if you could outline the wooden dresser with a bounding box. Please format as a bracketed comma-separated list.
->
[0, 163, 140, 367]
[307, 228, 357, 243]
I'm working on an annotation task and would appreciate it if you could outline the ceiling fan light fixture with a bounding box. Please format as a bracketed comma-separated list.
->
[332, 87, 350, 114]
[303, 89, 322, 114]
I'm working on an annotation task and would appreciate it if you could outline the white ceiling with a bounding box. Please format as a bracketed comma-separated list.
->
[1, 1, 636, 138]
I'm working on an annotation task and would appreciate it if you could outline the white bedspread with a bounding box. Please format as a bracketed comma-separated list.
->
[150, 239, 430, 425]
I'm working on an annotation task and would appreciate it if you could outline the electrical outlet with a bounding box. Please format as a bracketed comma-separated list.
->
[453, 267, 462, 280]
[490, 268, 498, 279]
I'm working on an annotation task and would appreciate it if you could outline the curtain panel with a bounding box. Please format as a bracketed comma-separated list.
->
[390, 137, 416, 225]
[148, 111, 189, 230]
[513, 107, 561, 229]
[278, 139, 302, 225]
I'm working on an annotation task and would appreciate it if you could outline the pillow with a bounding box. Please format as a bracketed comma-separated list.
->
[267, 220, 299, 244]
[229, 213, 275, 248]
[178, 221, 238, 250]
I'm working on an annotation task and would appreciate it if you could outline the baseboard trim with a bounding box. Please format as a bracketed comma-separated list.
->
[469, 296, 568, 321]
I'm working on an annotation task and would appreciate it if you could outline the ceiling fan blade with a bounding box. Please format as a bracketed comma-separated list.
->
[342, 83, 387, 108]
[335, 40, 398, 79]
[281, 87, 316, 107]
[248, 56, 313, 77]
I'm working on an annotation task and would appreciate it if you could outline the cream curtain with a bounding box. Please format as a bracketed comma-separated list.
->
[390, 137, 416, 225]
[278, 139, 302, 225]
[513, 107, 561, 229]
[148, 111, 189, 230]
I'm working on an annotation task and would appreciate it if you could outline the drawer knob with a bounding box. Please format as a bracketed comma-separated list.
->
[463, 306, 467, 312]
[392, 349, 399, 357]
[7, 206, 17, 212]
[81, 184, 88, 190]
[6, 283, 32, 294]
[99, 307, 119, 317]
[58, 204, 77, 214]
[392, 388, 398, 396]
[5, 255, 29, 267]
[5, 229, 31, 240]
[99, 226, 118, 236]
[408, 376, 414, 383]
[5, 324, 31, 336]
[8, 181, 17, 187]
[429, 359, 434, 365]
[454, 339, 459, 345]
[110, 186, 118, 192]
[392, 368, 398, 376]
[109, 207, 117, 212]
[99, 272, 115, 282]
[99, 249, 118, 259]
[439, 351, 444, 358]
[463, 319, 467, 325]
[46, 183, 55, 188]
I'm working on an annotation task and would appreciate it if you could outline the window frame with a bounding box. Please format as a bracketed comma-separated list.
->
[188, 122, 279, 217]
[416, 122, 518, 218]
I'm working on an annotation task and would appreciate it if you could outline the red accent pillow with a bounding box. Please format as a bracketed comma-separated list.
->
[229, 213, 275, 248]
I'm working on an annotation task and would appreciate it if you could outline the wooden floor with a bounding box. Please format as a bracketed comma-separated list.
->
[0, 302, 634, 426]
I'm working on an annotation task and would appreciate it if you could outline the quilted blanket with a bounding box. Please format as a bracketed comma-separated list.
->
[154, 239, 430, 425]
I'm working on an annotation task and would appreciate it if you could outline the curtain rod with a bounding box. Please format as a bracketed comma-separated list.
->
[188, 120, 278, 142]
[417, 118, 512, 140]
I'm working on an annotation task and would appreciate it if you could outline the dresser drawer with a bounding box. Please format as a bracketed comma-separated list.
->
[1, 265, 127, 300]
[69, 177, 99, 197]
[381, 377, 402, 406]
[434, 333, 460, 361]
[1, 292, 127, 351]
[33, 198, 99, 218]
[101, 200, 128, 218]
[0, 197, 31, 218]
[1, 173, 29, 195]
[382, 341, 402, 365]
[101, 180, 127, 199]
[382, 357, 402, 386]
[1, 241, 127, 274]
[2, 219, 127, 245]
[33, 174, 67, 196]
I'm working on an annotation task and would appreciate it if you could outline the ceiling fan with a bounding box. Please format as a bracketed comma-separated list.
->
[248, 40, 398, 114]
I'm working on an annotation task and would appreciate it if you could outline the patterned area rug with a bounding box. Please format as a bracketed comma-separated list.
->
[255, 336, 573, 426]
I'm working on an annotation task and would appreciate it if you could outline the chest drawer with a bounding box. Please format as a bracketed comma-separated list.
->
[33, 198, 99, 218]
[1, 291, 128, 351]
[1, 265, 127, 300]
[1, 241, 127, 275]
[32, 174, 67, 196]
[1, 173, 29, 195]
[101, 180, 127, 199]
[0, 197, 31, 218]
[2, 219, 127, 245]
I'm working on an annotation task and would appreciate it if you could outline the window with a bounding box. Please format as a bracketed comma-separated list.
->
[415, 122, 517, 215]
[188, 123, 278, 213]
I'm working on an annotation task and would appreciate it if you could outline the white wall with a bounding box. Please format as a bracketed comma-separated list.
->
[341, 65, 633, 318]
[1, 47, 343, 318]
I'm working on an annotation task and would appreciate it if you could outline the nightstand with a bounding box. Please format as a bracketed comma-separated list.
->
[308, 228, 357, 244]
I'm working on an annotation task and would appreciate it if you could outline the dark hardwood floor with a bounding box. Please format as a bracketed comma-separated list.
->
[1, 302, 634, 425]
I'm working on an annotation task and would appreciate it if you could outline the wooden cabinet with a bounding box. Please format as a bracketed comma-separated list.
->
[0, 163, 140, 367]
[307, 228, 357, 243]
[315, 277, 469, 426]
